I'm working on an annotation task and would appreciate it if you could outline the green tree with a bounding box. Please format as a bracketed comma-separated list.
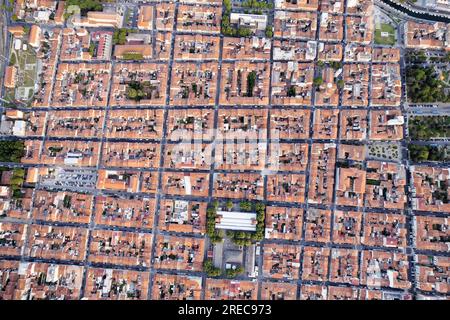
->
[287, 86, 296, 97]
[406, 65, 450, 103]
[203, 259, 222, 276]
[239, 201, 252, 212]
[126, 87, 138, 100]
[265, 26, 273, 38]
[237, 27, 252, 37]
[226, 230, 235, 237]
[330, 61, 342, 70]
[246, 71, 257, 97]
[89, 43, 96, 56]
[223, 0, 232, 12]
[113, 29, 128, 45]
[210, 231, 224, 244]
[0, 141, 25, 163]
[225, 266, 244, 278]
[255, 202, 265, 213]
[256, 212, 265, 223]
[226, 200, 233, 211]
[313, 77, 324, 87]
[66, 0, 103, 16]
[9, 53, 16, 66]
[206, 207, 216, 218]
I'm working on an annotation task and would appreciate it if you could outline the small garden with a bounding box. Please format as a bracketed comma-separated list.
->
[374, 23, 396, 46]
[126, 81, 159, 101]
[368, 143, 400, 161]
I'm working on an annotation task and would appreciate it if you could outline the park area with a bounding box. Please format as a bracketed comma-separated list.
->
[374, 23, 396, 46]
[5, 40, 38, 103]
[408, 116, 450, 140]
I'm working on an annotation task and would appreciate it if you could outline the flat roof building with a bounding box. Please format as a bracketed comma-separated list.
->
[230, 13, 267, 31]
[215, 211, 257, 232]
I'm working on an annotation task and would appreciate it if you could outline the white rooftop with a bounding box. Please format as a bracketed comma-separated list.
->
[215, 210, 257, 231]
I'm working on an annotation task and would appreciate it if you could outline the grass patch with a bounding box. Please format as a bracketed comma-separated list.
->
[374, 23, 396, 46]
[10, 168, 25, 198]
[17, 49, 37, 87]
[121, 52, 144, 61]
[9, 52, 17, 66]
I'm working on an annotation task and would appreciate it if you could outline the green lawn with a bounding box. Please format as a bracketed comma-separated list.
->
[7, 45, 38, 101]
[374, 23, 396, 46]
[3, 88, 16, 103]
[16, 48, 37, 87]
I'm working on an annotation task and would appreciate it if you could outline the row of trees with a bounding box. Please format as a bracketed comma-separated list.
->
[221, 16, 253, 37]
[113, 29, 133, 45]
[206, 200, 265, 245]
[203, 259, 221, 276]
[242, 0, 272, 10]
[203, 259, 244, 278]
[246, 71, 257, 97]
[227, 201, 265, 246]
[1, 0, 14, 13]
[407, 50, 450, 64]
[206, 201, 225, 243]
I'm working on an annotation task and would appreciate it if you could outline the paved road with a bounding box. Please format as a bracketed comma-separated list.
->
[0, 0, 8, 96]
